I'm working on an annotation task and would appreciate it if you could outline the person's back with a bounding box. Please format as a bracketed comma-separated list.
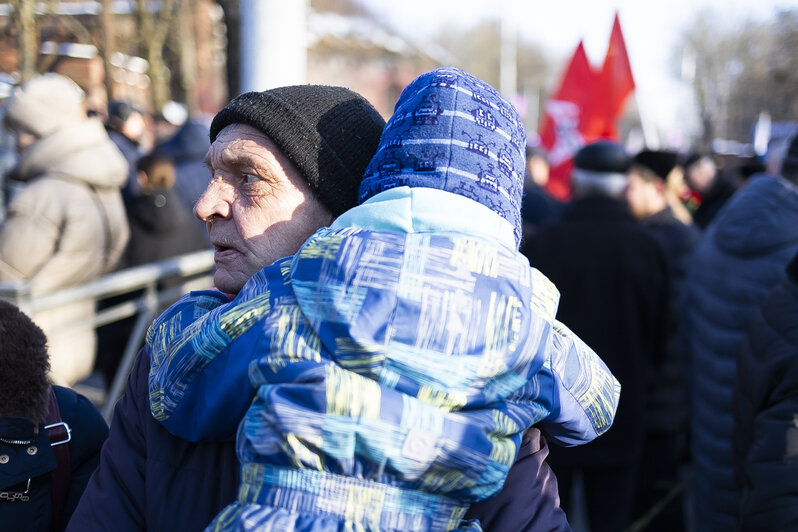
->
[524, 140, 670, 532]
[625, 149, 699, 529]
[685, 142, 798, 531]
[0, 73, 130, 386]
[120, 151, 209, 268]
[734, 250, 798, 531]
[0, 300, 108, 531]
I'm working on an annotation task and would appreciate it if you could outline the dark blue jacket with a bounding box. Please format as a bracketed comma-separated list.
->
[734, 252, 798, 531]
[68, 348, 571, 531]
[107, 128, 142, 200]
[683, 175, 798, 531]
[1, 386, 108, 531]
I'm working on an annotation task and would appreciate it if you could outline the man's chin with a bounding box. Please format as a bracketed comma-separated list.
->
[213, 270, 245, 297]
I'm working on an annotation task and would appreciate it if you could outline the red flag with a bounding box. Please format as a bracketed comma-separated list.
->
[537, 13, 636, 200]
[583, 13, 636, 140]
[538, 42, 596, 201]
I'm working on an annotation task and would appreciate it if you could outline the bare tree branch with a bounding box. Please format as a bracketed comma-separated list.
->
[8, 0, 37, 81]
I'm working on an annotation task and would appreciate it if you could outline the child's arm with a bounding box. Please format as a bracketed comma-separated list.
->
[147, 289, 258, 442]
[538, 319, 621, 446]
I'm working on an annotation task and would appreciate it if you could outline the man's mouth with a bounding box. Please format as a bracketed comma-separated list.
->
[212, 242, 240, 259]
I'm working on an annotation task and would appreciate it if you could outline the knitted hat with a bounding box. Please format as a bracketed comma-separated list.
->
[632, 149, 679, 181]
[210, 85, 386, 218]
[359, 67, 526, 247]
[4, 73, 85, 137]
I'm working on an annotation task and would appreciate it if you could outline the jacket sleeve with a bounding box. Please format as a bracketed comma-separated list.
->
[65, 349, 150, 532]
[538, 319, 621, 447]
[148, 290, 259, 442]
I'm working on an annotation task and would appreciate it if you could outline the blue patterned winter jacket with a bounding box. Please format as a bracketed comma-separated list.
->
[147, 187, 619, 531]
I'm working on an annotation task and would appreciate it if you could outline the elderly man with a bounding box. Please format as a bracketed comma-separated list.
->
[524, 140, 670, 532]
[68, 84, 571, 531]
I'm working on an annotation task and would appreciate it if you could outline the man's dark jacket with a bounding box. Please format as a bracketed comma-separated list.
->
[523, 195, 669, 465]
[640, 207, 701, 433]
[67, 348, 571, 532]
[734, 252, 798, 531]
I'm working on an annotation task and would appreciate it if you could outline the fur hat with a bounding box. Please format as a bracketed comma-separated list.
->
[632, 149, 679, 181]
[209, 85, 386, 218]
[4, 73, 86, 138]
[359, 67, 526, 247]
[0, 301, 51, 421]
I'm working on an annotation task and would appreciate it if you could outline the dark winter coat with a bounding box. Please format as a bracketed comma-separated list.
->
[641, 207, 701, 433]
[67, 348, 573, 532]
[524, 195, 669, 466]
[683, 175, 798, 531]
[0, 386, 108, 531]
[734, 252, 798, 531]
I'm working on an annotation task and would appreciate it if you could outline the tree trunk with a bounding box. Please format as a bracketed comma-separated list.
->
[136, 0, 176, 114]
[216, 0, 239, 98]
[11, 0, 37, 82]
[100, 0, 116, 105]
[175, 0, 198, 114]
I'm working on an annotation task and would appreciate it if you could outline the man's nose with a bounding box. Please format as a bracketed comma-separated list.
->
[194, 179, 231, 222]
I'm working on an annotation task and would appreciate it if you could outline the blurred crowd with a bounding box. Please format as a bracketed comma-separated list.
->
[0, 66, 797, 532]
[0, 73, 212, 393]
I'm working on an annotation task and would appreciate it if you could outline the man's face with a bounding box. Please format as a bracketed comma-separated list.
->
[686, 157, 716, 193]
[526, 155, 550, 188]
[196, 124, 333, 295]
[625, 170, 657, 218]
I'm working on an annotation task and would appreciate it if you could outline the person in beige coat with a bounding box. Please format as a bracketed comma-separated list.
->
[0, 73, 130, 386]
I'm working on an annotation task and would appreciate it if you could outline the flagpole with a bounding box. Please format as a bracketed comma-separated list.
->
[634, 91, 660, 149]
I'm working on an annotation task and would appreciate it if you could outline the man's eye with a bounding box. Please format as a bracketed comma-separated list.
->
[242, 173, 261, 184]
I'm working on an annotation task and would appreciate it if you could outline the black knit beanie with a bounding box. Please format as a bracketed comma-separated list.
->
[210, 85, 386, 217]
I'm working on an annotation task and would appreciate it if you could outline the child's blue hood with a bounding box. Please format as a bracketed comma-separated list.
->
[358, 67, 527, 247]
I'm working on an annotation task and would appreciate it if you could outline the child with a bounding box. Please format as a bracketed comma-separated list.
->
[148, 67, 620, 531]
[0, 300, 108, 531]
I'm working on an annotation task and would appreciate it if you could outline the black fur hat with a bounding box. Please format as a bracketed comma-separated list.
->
[210, 85, 386, 218]
[0, 300, 51, 421]
[632, 150, 679, 181]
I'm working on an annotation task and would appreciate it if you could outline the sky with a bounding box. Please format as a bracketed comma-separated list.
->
[359, 0, 797, 149]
